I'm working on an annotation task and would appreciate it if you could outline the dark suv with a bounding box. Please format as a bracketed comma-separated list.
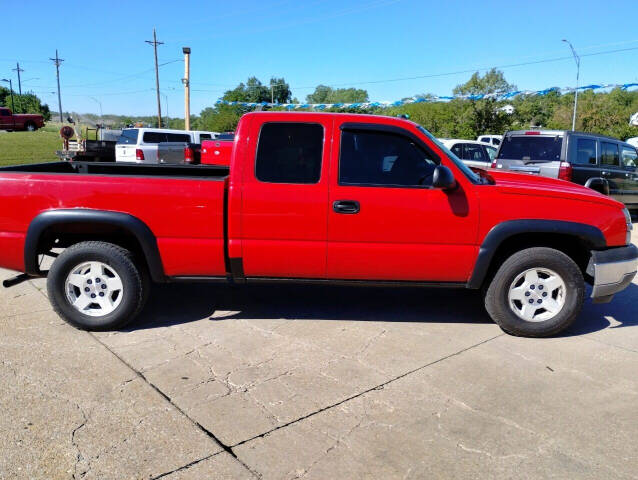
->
[492, 130, 638, 211]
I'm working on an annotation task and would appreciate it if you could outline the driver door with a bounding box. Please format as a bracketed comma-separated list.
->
[327, 123, 479, 282]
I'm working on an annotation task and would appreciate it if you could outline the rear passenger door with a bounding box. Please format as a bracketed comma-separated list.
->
[600, 141, 625, 201]
[569, 136, 600, 186]
[621, 145, 638, 207]
[240, 120, 330, 278]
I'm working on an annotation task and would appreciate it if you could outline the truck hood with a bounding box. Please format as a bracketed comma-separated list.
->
[485, 170, 623, 209]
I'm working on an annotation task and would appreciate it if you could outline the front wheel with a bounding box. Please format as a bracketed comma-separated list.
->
[47, 241, 147, 330]
[484, 247, 585, 337]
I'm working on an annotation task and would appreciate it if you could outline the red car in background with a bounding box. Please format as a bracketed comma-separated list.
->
[0, 107, 45, 131]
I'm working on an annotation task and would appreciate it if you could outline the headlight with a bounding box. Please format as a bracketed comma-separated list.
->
[623, 208, 633, 245]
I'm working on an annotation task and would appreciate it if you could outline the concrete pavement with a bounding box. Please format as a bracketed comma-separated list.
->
[1, 231, 637, 479]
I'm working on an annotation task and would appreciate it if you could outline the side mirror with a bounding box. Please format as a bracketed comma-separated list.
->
[432, 165, 457, 190]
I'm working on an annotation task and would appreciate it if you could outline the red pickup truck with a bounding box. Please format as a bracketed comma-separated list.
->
[0, 112, 636, 337]
[0, 107, 45, 131]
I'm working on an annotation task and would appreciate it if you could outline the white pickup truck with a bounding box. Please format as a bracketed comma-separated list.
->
[115, 128, 219, 164]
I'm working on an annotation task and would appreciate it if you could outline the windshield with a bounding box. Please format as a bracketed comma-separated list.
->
[497, 135, 563, 161]
[416, 125, 480, 184]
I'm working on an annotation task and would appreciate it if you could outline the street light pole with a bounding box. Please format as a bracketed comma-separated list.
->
[1, 79, 15, 112]
[88, 96, 103, 124]
[562, 39, 580, 131]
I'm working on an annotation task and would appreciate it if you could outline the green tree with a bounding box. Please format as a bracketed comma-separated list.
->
[269, 77, 291, 103]
[306, 85, 369, 103]
[453, 69, 516, 136]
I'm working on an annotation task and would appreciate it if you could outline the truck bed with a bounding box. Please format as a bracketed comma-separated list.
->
[0, 162, 230, 277]
[0, 161, 229, 178]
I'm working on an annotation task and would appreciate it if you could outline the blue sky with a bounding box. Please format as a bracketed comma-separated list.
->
[2, 0, 637, 116]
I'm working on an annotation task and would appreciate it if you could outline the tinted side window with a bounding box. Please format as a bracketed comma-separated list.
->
[573, 138, 597, 165]
[0, 108, 10, 116]
[199, 134, 212, 140]
[451, 144, 463, 157]
[165, 133, 191, 142]
[339, 130, 438, 187]
[117, 129, 139, 145]
[622, 146, 637, 168]
[601, 142, 620, 166]
[463, 144, 488, 162]
[255, 123, 323, 184]
[143, 132, 165, 143]
[492, 138, 501, 146]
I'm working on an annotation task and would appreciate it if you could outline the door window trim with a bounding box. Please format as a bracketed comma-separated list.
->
[337, 122, 441, 189]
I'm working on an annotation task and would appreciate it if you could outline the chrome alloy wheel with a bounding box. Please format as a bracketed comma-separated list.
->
[508, 268, 566, 322]
[64, 261, 123, 316]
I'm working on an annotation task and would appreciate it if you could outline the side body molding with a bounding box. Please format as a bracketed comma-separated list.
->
[467, 219, 607, 289]
[24, 209, 166, 282]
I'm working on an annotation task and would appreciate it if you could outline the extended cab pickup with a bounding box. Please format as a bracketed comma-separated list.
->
[0, 112, 636, 337]
[0, 107, 45, 131]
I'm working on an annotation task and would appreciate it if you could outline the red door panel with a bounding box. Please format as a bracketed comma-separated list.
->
[327, 121, 480, 282]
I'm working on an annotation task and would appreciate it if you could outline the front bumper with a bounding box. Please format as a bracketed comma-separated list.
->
[587, 244, 638, 303]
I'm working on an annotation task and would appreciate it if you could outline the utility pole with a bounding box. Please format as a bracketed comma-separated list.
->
[49, 50, 64, 122]
[12, 62, 24, 95]
[182, 47, 191, 130]
[562, 39, 580, 131]
[146, 28, 164, 128]
[271, 85, 274, 104]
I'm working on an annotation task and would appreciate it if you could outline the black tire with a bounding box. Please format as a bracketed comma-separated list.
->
[47, 241, 147, 330]
[24, 122, 37, 132]
[484, 247, 585, 337]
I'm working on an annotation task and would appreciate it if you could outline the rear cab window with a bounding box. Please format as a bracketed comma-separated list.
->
[255, 123, 323, 184]
[117, 129, 139, 145]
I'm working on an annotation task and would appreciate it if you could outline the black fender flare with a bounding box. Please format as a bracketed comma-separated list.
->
[584, 177, 610, 196]
[467, 219, 606, 289]
[24, 209, 166, 282]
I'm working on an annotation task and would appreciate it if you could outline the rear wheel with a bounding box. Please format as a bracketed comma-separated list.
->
[25, 122, 37, 132]
[47, 241, 147, 330]
[484, 247, 584, 337]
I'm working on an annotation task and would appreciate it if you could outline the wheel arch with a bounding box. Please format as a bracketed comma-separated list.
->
[24, 209, 166, 282]
[468, 219, 606, 289]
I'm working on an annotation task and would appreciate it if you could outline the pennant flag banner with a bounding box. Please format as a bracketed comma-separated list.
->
[215, 82, 638, 110]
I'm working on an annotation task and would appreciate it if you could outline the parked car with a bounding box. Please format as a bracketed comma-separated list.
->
[492, 130, 638, 212]
[0, 112, 636, 338]
[0, 107, 45, 131]
[477, 134, 503, 147]
[201, 139, 233, 166]
[438, 139, 497, 169]
[115, 128, 218, 164]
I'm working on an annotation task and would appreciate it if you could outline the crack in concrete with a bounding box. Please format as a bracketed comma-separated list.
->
[149, 452, 220, 480]
[87, 332, 263, 479]
[230, 333, 505, 449]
